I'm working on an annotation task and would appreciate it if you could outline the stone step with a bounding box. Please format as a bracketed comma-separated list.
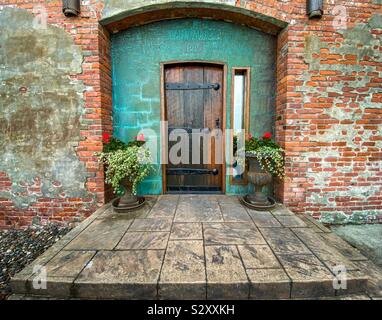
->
[9, 198, 372, 300]
[10, 265, 368, 300]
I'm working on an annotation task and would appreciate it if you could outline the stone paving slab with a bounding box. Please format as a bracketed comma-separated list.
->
[277, 254, 335, 298]
[259, 227, 311, 255]
[129, 218, 172, 232]
[237, 245, 281, 269]
[175, 196, 224, 222]
[354, 260, 382, 297]
[117, 232, 169, 250]
[247, 268, 291, 299]
[159, 240, 206, 299]
[291, 228, 359, 271]
[335, 270, 368, 296]
[29, 276, 75, 298]
[42, 250, 96, 277]
[10, 204, 110, 294]
[170, 223, 203, 240]
[247, 210, 282, 228]
[147, 197, 178, 218]
[10, 195, 372, 300]
[216, 196, 241, 205]
[64, 218, 132, 250]
[275, 215, 307, 228]
[319, 232, 368, 261]
[24, 250, 96, 297]
[74, 250, 164, 299]
[270, 205, 294, 216]
[299, 215, 326, 233]
[301, 214, 331, 233]
[205, 245, 249, 299]
[220, 203, 252, 222]
[204, 223, 266, 245]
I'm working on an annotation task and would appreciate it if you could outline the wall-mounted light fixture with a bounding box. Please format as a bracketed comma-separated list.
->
[307, 0, 323, 19]
[62, 0, 80, 17]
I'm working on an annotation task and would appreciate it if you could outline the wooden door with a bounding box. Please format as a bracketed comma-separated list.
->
[165, 64, 224, 193]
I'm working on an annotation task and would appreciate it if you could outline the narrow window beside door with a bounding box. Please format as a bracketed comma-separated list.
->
[231, 68, 250, 184]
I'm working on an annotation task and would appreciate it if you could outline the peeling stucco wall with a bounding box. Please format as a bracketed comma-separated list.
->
[0, 8, 95, 226]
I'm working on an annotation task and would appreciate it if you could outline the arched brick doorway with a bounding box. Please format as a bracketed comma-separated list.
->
[98, 1, 289, 202]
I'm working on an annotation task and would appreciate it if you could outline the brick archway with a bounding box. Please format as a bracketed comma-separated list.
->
[100, 1, 287, 35]
[98, 1, 290, 203]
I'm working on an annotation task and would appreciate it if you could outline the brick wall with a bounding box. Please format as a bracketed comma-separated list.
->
[277, 1, 382, 223]
[0, 0, 381, 226]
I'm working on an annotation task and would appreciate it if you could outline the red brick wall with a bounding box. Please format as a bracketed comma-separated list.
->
[0, 0, 381, 226]
[276, 1, 382, 223]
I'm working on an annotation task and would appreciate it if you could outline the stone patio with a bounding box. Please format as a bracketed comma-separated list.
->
[10, 195, 381, 300]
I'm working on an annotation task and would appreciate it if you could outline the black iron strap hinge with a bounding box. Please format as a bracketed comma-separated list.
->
[165, 82, 220, 91]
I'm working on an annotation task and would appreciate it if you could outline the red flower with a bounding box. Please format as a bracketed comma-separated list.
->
[136, 133, 145, 141]
[102, 133, 111, 144]
[248, 133, 253, 140]
[263, 132, 272, 139]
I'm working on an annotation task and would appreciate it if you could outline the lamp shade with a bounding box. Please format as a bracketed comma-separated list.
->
[62, 0, 80, 17]
[307, 0, 323, 19]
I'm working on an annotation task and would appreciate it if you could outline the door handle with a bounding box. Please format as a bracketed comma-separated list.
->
[215, 118, 221, 129]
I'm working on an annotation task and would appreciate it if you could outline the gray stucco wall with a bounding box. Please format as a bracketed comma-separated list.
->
[0, 8, 92, 212]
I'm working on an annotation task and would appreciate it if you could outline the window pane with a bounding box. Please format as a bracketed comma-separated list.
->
[231, 69, 249, 184]
[233, 73, 245, 134]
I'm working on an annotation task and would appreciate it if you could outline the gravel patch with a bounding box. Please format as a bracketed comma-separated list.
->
[0, 224, 71, 299]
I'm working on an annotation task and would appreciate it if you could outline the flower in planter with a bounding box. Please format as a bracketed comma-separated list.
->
[136, 133, 145, 141]
[98, 135, 152, 195]
[263, 132, 272, 139]
[102, 133, 111, 144]
[244, 133, 285, 179]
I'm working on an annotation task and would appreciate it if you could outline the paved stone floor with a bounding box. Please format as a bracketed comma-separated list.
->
[10, 195, 382, 300]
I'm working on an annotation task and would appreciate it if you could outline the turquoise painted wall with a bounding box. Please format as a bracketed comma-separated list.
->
[111, 18, 276, 195]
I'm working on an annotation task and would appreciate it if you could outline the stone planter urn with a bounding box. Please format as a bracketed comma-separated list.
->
[112, 177, 145, 212]
[241, 153, 276, 210]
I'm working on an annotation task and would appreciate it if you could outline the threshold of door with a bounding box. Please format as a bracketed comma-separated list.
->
[166, 191, 224, 195]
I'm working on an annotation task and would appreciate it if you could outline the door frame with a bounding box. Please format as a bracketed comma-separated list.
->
[160, 60, 227, 194]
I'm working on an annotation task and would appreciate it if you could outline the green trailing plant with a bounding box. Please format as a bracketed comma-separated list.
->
[235, 132, 285, 179]
[102, 136, 146, 153]
[99, 133, 152, 195]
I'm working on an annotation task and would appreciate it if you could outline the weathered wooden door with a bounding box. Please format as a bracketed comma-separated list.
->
[165, 64, 224, 193]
